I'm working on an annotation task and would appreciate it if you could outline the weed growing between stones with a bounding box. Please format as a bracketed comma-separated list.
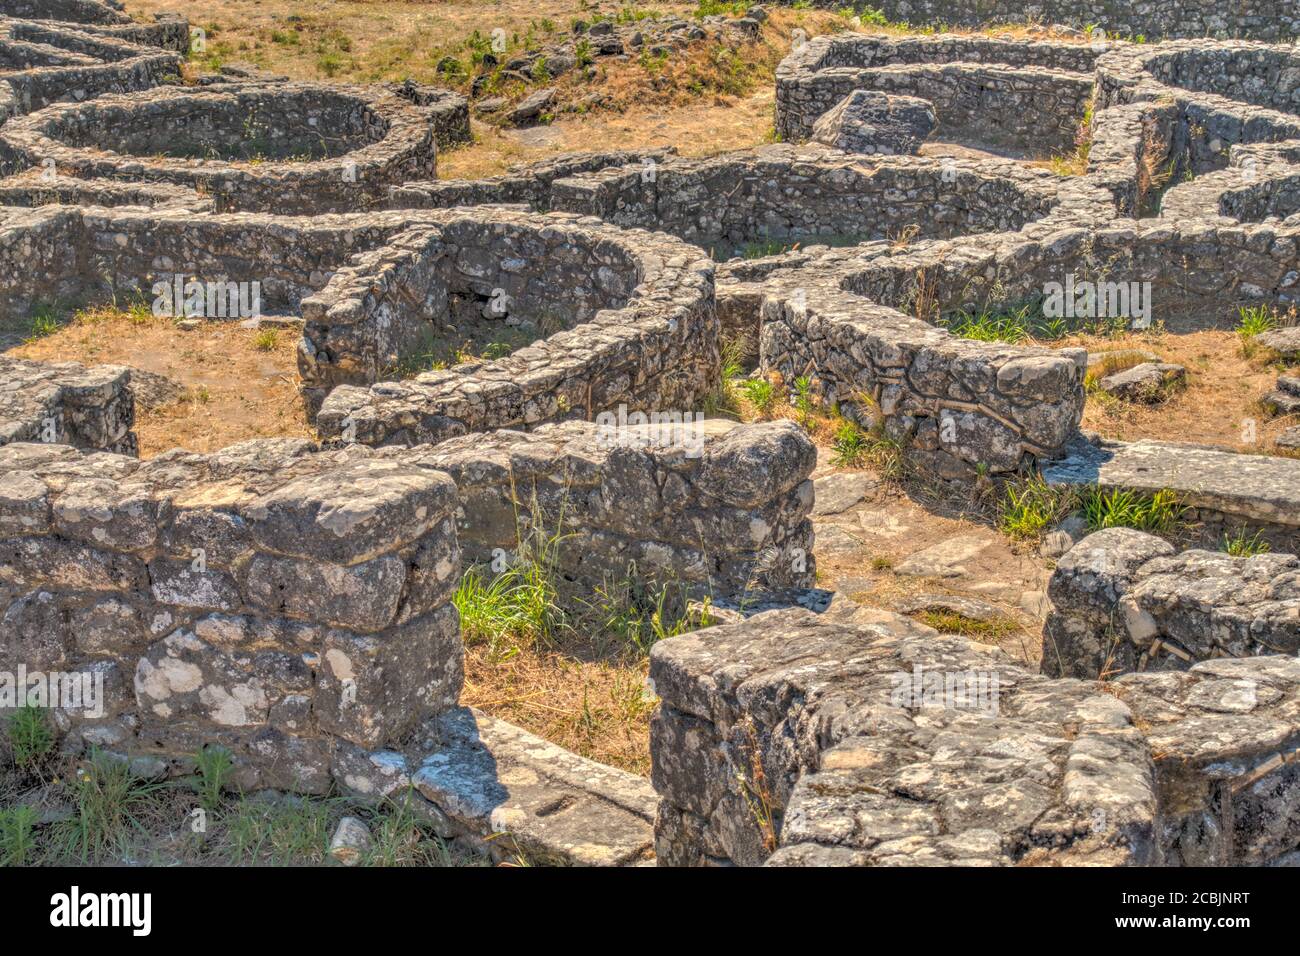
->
[1222, 526, 1272, 557]
[1078, 486, 1185, 534]
[997, 474, 1073, 540]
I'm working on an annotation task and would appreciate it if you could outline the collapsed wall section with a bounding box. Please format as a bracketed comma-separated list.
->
[0, 356, 134, 454]
[1042, 527, 1300, 680]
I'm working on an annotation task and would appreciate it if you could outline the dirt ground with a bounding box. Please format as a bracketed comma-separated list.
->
[5, 310, 309, 457]
[1069, 328, 1300, 452]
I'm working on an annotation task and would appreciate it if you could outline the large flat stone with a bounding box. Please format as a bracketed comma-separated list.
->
[1043, 437, 1300, 530]
[411, 708, 657, 866]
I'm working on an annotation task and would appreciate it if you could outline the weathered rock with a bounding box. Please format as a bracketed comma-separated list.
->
[508, 88, 556, 126]
[1257, 326, 1300, 360]
[329, 816, 373, 866]
[894, 534, 992, 578]
[1043, 529, 1299, 678]
[811, 89, 937, 156]
[410, 707, 657, 866]
[1096, 362, 1186, 403]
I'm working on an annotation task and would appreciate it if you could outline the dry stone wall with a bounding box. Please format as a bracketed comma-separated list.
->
[403, 419, 816, 600]
[0, 437, 464, 793]
[311, 211, 719, 447]
[775, 34, 1097, 149]
[1042, 528, 1300, 680]
[0, 356, 134, 454]
[651, 605, 1300, 866]
[774, 0, 1300, 41]
[0, 15, 182, 124]
[0, 83, 437, 211]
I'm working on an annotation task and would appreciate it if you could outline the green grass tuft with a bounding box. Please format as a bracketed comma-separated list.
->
[1222, 527, 1271, 557]
[6, 705, 55, 770]
[1078, 486, 1184, 534]
[998, 475, 1071, 540]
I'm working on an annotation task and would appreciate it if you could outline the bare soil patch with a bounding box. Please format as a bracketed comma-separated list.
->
[4, 310, 309, 457]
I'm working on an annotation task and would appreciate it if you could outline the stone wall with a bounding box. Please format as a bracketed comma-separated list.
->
[404, 419, 817, 600]
[757, 273, 1087, 479]
[775, 34, 1095, 150]
[312, 212, 719, 447]
[0, 0, 130, 25]
[0, 83, 437, 212]
[298, 210, 656, 413]
[549, 144, 1065, 255]
[0, 438, 463, 793]
[387, 149, 674, 212]
[385, 80, 471, 149]
[650, 605, 1300, 866]
[0, 17, 183, 121]
[0, 356, 134, 453]
[775, 0, 1300, 41]
[1042, 528, 1300, 680]
[0, 204, 417, 317]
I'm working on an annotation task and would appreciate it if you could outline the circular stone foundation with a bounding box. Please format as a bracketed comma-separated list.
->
[551, 144, 1070, 262]
[0, 82, 438, 212]
[303, 208, 718, 444]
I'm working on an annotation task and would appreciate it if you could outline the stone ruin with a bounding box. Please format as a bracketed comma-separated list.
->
[0, 0, 1297, 866]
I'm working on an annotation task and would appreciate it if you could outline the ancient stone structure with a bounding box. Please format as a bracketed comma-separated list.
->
[303, 208, 717, 430]
[407, 419, 816, 599]
[0, 12, 183, 125]
[1042, 528, 1300, 679]
[0, 419, 815, 856]
[651, 605, 1300, 866]
[0, 83, 439, 212]
[777, 34, 1098, 150]
[1043, 436, 1300, 553]
[775, 0, 1300, 41]
[0, 438, 464, 792]
[3, 0, 1300, 868]
[0, 356, 134, 453]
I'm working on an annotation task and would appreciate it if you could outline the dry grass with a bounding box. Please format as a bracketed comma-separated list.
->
[1069, 328, 1298, 451]
[461, 645, 656, 775]
[6, 307, 310, 457]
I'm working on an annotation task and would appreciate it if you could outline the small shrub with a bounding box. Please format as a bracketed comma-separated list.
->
[1237, 305, 1277, 339]
[251, 327, 278, 351]
[738, 378, 777, 414]
[791, 375, 816, 426]
[589, 575, 702, 657]
[830, 420, 869, 467]
[0, 805, 39, 866]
